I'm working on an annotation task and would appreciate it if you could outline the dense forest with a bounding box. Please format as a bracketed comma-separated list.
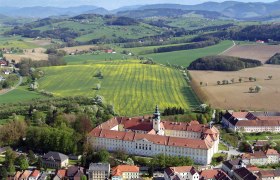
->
[230, 24, 280, 42]
[0, 96, 115, 154]
[188, 56, 262, 71]
[266, 53, 280, 64]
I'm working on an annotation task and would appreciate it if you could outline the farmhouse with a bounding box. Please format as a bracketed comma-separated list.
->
[88, 106, 220, 165]
[222, 111, 280, 133]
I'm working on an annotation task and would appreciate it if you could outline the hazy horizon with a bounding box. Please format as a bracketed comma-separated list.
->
[0, 0, 277, 10]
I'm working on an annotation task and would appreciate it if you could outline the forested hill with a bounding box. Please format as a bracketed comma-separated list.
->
[230, 24, 280, 42]
[188, 56, 262, 71]
[116, 9, 225, 19]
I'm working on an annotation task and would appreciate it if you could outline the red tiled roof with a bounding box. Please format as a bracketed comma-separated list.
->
[258, 170, 274, 177]
[30, 170, 40, 178]
[121, 118, 153, 131]
[247, 166, 260, 172]
[242, 151, 267, 159]
[89, 127, 214, 149]
[112, 165, 139, 176]
[232, 112, 250, 119]
[19, 170, 32, 180]
[56, 170, 66, 179]
[236, 119, 280, 127]
[14, 171, 22, 180]
[200, 169, 229, 179]
[266, 149, 279, 155]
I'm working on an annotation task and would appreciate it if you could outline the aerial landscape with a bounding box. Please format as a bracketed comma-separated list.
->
[0, 0, 280, 179]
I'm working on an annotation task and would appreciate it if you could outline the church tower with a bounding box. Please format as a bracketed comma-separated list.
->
[153, 105, 161, 133]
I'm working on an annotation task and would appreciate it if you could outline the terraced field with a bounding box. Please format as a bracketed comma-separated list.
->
[38, 60, 200, 116]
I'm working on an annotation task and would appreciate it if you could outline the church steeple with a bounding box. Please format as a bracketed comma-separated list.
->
[153, 105, 161, 133]
[153, 105, 160, 121]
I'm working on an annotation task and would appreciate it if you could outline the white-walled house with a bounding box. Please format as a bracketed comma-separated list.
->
[241, 149, 279, 165]
[111, 165, 139, 180]
[88, 106, 220, 165]
[164, 166, 199, 180]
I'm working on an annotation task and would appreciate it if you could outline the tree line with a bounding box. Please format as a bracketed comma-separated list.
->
[188, 55, 262, 71]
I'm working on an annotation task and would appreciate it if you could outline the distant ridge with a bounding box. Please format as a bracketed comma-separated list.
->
[0, 1, 280, 20]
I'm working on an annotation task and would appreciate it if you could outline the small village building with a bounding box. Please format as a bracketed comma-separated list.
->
[88, 163, 110, 180]
[111, 165, 139, 180]
[164, 166, 199, 180]
[53, 170, 66, 180]
[28, 170, 41, 180]
[233, 167, 258, 180]
[241, 149, 279, 165]
[257, 169, 280, 180]
[199, 169, 231, 180]
[42, 151, 69, 169]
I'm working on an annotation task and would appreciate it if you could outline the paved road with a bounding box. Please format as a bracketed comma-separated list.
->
[0, 73, 23, 95]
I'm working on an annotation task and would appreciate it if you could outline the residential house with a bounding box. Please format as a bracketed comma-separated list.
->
[199, 169, 231, 180]
[42, 151, 69, 169]
[19, 170, 32, 180]
[53, 170, 66, 180]
[222, 111, 280, 133]
[88, 163, 110, 180]
[222, 160, 246, 177]
[28, 170, 41, 180]
[241, 149, 279, 165]
[164, 166, 199, 180]
[257, 169, 280, 180]
[232, 167, 258, 180]
[111, 165, 139, 180]
[0, 60, 7, 67]
[66, 166, 85, 180]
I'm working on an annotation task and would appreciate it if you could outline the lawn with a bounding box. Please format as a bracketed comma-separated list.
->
[243, 132, 280, 141]
[38, 60, 200, 116]
[144, 40, 234, 66]
[0, 86, 44, 104]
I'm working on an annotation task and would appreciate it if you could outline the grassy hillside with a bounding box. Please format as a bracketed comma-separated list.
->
[0, 87, 44, 104]
[38, 60, 200, 116]
[144, 40, 233, 66]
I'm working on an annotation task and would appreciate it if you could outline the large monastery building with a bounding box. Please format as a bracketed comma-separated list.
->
[88, 106, 219, 165]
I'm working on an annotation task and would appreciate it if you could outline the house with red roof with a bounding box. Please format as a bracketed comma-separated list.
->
[53, 169, 66, 180]
[111, 165, 139, 180]
[199, 169, 231, 180]
[28, 170, 41, 180]
[241, 149, 279, 165]
[88, 106, 220, 165]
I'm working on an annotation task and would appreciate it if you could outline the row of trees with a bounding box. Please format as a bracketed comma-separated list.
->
[162, 107, 185, 116]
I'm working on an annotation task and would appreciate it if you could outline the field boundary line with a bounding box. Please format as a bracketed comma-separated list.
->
[219, 40, 236, 55]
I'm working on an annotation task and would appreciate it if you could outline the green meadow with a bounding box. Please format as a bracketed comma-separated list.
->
[38, 60, 200, 116]
[0, 86, 44, 104]
[144, 40, 234, 66]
